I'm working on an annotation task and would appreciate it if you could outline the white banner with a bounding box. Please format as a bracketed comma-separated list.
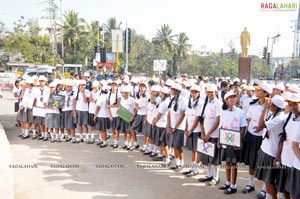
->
[33, 106, 46, 117]
[219, 128, 241, 147]
[197, 139, 215, 157]
[111, 29, 123, 53]
[153, 60, 167, 71]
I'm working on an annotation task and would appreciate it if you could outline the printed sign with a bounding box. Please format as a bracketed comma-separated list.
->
[197, 139, 215, 157]
[33, 106, 46, 117]
[153, 60, 167, 71]
[47, 94, 65, 108]
[219, 128, 241, 147]
[117, 105, 134, 123]
[22, 94, 35, 109]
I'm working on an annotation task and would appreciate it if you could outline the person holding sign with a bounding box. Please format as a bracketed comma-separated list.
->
[253, 95, 286, 199]
[218, 90, 247, 194]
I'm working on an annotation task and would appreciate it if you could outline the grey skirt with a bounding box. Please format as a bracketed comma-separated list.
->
[276, 165, 292, 193]
[144, 122, 153, 138]
[45, 113, 60, 128]
[185, 132, 200, 151]
[154, 127, 167, 147]
[255, 150, 279, 184]
[119, 118, 131, 133]
[242, 132, 263, 169]
[34, 116, 45, 125]
[62, 110, 76, 129]
[199, 137, 221, 166]
[88, 113, 95, 126]
[130, 114, 145, 133]
[172, 129, 185, 148]
[286, 167, 300, 198]
[20, 109, 34, 123]
[110, 117, 120, 129]
[221, 147, 241, 164]
[76, 110, 89, 125]
[95, 117, 109, 131]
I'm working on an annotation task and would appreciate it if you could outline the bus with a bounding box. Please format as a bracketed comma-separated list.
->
[56, 64, 82, 78]
[7, 62, 35, 77]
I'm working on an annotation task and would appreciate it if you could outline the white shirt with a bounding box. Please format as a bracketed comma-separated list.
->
[261, 111, 285, 157]
[107, 90, 121, 117]
[75, 89, 90, 111]
[168, 95, 187, 130]
[96, 94, 108, 118]
[120, 96, 135, 114]
[290, 120, 300, 170]
[247, 101, 265, 136]
[135, 92, 149, 115]
[35, 86, 50, 108]
[89, 90, 101, 114]
[147, 96, 161, 124]
[181, 89, 190, 99]
[185, 97, 203, 132]
[62, 90, 76, 111]
[240, 95, 256, 115]
[203, 97, 222, 138]
[281, 113, 300, 167]
[12, 86, 21, 102]
[156, 98, 170, 128]
[21, 88, 37, 109]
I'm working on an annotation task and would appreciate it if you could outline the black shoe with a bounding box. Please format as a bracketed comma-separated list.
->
[152, 156, 163, 161]
[150, 152, 158, 157]
[198, 176, 213, 182]
[17, 134, 24, 138]
[126, 146, 131, 150]
[242, 185, 255, 194]
[72, 139, 77, 144]
[32, 136, 37, 139]
[182, 170, 193, 175]
[80, 138, 84, 142]
[170, 155, 175, 160]
[224, 187, 237, 194]
[22, 135, 30, 139]
[256, 190, 266, 199]
[86, 139, 91, 144]
[122, 144, 127, 149]
[90, 139, 95, 144]
[96, 141, 103, 146]
[209, 178, 220, 186]
[100, 143, 108, 148]
[112, 144, 118, 148]
[66, 137, 72, 142]
[143, 151, 151, 155]
[38, 136, 44, 140]
[106, 135, 111, 139]
[219, 184, 230, 190]
[170, 165, 180, 170]
[43, 137, 48, 141]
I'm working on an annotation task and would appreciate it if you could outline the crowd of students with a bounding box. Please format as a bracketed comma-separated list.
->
[12, 72, 300, 199]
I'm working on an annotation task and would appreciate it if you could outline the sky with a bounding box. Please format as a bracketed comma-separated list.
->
[0, 0, 299, 58]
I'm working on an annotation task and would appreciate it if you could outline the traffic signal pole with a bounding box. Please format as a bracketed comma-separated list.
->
[125, 21, 128, 74]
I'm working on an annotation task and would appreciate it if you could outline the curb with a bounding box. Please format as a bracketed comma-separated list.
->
[0, 122, 14, 199]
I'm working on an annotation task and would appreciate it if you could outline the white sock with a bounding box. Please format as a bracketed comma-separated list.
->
[32, 130, 36, 137]
[148, 144, 153, 152]
[80, 134, 83, 139]
[124, 141, 128, 145]
[165, 157, 170, 163]
[261, 183, 266, 191]
[180, 159, 184, 166]
[226, 181, 231, 186]
[41, 132, 44, 137]
[56, 134, 59, 139]
[266, 193, 272, 199]
[170, 148, 174, 156]
[249, 175, 255, 186]
[230, 184, 236, 189]
[134, 141, 138, 146]
[21, 129, 25, 135]
[176, 158, 180, 166]
[207, 164, 212, 177]
[154, 145, 158, 153]
[213, 165, 220, 180]
[50, 133, 54, 139]
[24, 130, 29, 136]
[84, 133, 87, 139]
[44, 132, 48, 137]
[157, 153, 163, 157]
[91, 134, 95, 139]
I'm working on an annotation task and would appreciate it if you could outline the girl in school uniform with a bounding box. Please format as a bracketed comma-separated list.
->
[254, 95, 286, 199]
[87, 81, 100, 144]
[13, 79, 22, 127]
[199, 84, 222, 186]
[94, 85, 109, 148]
[17, 81, 27, 137]
[19, 78, 37, 139]
[119, 86, 135, 149]
[44, 82, 61, 142]
[61, 81, 77, 143]
[129, 79, 149, 150]
[107, 80, 121, 148]
[143, 85, 161, 155]
[218, 90, 248, 194]
[151, 86, 171, 164]
[182, 84, 203, 176]
[242, 83, 273, 195]
[75, 80, 90, 142]
[277, 93, 300, 199]
[167, 83, 187, 171]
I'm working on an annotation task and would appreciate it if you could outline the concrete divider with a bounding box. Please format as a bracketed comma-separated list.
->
[0, 122, 14, 199]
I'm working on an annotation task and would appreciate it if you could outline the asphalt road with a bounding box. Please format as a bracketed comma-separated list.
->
[0, 90, 260, 199]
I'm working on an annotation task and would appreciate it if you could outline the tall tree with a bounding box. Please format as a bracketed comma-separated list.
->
[175, 32, 191, 74]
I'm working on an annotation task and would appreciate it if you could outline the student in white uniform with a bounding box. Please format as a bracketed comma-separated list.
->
[199, 84, 222, 186]
[61, 81, 76, 143]
[94, 86, 109, 148]
[277, 93, 300, 199]
[119, 86, 135, 149]
[167, 83, 187, 171]
[107, 80, 121, 148]
[87, 81, 100, 144]
[16, 81, 27, 137]
[129, 80, 149, 150]
[240, 86, 256, 115]
[242, 82, 273, 196]
[151, 86, 171, 164]
[143, 85, 161, 155]
[44, 82, 61, 142]
[75, 80, 90, 142]
[182, 85, 203, 176]
[218, 90, 247, 194]
[253, 95, 286, 199]
[13, 79, 22, 126]
[289, 110, 300, 199]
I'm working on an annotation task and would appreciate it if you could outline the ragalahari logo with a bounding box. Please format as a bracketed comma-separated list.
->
[260, 2, 297, 11]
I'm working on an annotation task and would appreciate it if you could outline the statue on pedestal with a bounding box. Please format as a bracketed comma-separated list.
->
[240, 27, 251, 57]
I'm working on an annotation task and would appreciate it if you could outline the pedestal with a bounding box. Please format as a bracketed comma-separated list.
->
[238, 57, 251, 83]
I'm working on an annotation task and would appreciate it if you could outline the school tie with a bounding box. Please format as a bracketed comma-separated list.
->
[40, 89, 44, 102]
[67, 93, 71, 107]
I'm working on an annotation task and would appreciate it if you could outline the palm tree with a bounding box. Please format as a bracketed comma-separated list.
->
[103, 17, 122, 51]
[152, 24, 176, 54]
[175, 32, 191, 74]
